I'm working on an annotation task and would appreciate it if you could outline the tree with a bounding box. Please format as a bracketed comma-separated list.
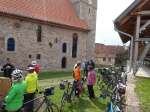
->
[115, 49, 129, 66]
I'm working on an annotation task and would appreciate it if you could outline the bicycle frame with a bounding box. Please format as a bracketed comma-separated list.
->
[60, 80, 80, 112]
[23, 87, 58, 112]
[34, 95, 51, 112]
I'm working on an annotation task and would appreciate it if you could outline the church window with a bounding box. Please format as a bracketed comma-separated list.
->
[61, 57, 67, 68]
[28, 54, 32, 59]
[62, 43, 67, 53]
[7, 38, 15, 51]
[72, 33, 78, 58]
[36, 54, 41, 60]
[37, 25, 42, 42]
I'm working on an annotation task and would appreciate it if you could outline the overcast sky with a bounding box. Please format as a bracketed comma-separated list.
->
[95, 0, 134, 45]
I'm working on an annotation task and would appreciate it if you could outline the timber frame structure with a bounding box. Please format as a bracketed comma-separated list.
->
[114, 0, 150, 74]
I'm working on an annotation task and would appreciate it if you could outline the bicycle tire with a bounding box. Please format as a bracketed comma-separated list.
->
[43, 103, 59, 112]
[60, 94, 67, 112]
[51, 103, 59, 112]
[43, 104, 53, 112]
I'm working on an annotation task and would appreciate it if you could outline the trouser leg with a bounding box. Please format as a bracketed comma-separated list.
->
[24, 93, 35, 112]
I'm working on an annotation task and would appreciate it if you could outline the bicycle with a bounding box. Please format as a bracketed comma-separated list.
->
[1, 87, 59, 112]
[97, 68, 114, 90]
[106, 81, 126, 112]
[60, 80, 80, 112]
[32, 87, 59, 112]
[98, 68, 126, 112]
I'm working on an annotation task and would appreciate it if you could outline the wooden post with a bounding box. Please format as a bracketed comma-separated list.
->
[133, 15, 141, 74]
[129, 37, 134, 72]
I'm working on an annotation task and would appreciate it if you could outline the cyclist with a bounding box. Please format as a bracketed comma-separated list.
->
[72, 62, 83, 97]
[31, 60, 40, 74]
[88, 59, 95, 69]
[83, 59, 95, 77]
[4, 69, 26, 112]
[82, 60, 88, 77]
[87, 65, 96, 99]
[1, 58, 15, 79]
[24, 64, 38, 112]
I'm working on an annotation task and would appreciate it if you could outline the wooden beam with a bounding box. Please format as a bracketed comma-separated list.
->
[140, 20, 150, 32]
[135, 38, 150, 42]
[137, 42, 150, 70]
[136, 0, 149, 11]
[133, 15, 141, 74]
[138, 11, 150, 16]
[119, 16, 131, 26]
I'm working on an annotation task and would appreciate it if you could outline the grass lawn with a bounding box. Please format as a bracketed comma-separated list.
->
[38, 71, 109, 112]
[39, 71, 72, 80]
[39, 82, 108, 112]
[135, 77, 150, 112]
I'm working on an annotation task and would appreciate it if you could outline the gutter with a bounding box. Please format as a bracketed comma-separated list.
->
[114, 25, 134, 73]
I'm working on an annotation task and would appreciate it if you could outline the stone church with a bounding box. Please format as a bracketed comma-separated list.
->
[0, 0, 97, 70]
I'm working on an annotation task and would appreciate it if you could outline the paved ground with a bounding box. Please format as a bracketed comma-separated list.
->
[126, 74, 140, 112]
[136, 66, 150, 78]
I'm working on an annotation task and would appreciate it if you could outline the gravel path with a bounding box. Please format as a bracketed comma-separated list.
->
[126, 74, 140, 112]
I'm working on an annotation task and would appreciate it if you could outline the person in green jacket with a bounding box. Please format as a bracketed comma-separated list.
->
[5, 69, 26, 112]
[24, 64, 38, 112]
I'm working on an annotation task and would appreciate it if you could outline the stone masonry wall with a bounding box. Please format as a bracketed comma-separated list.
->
[71, 0, 97, 60]
[0, 16, 88, 71]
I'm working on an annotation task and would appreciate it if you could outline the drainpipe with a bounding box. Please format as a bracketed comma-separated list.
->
[114, 25, 134, 73]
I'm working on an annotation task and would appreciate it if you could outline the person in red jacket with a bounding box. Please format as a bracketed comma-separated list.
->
[31, 60, 40, 74]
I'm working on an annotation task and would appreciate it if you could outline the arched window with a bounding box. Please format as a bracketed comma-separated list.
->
[62, 43, 67, 53]
[37, 25, 42, 42]
[61, 57, 67, 68]
[7, 38, 15, 51]
[72, 33, 78, 58]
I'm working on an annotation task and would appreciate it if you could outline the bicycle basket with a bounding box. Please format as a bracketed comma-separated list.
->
[59, 83, 65, 90]
[44, 87, 55, 96]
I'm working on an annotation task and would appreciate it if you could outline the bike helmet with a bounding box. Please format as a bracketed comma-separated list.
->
[27, 64, 35, 71]
[31, 60, 37, 66]
[11, 69, 23, 81]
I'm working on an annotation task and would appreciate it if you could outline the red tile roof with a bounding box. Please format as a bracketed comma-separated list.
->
[95, 43, 124, 58]
[0, 0, 88, 30]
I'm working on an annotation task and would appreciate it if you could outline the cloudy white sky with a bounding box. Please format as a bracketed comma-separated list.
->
[95, 0, 134, 45]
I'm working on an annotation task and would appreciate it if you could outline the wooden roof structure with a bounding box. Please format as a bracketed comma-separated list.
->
[114, 0, 150, 43]
[114, 0, 150, 74]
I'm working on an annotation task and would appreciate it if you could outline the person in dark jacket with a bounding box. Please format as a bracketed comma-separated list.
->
[1, 58, 15, 78]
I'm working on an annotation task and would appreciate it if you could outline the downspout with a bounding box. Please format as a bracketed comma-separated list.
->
[114, 25, 134, 73]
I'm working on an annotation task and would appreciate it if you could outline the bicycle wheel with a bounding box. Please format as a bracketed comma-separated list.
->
[43, 103, 59, 112]
[43, 104, 53, 112]
[60, 94, 67, 112]
[51, 103, 59, 112]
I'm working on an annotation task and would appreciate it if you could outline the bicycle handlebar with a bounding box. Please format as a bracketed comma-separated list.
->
[38, 87, 55, 96]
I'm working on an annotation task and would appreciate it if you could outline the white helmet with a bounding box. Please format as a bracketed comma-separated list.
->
[11, 69, 23, 81]
[31, 60, 37, 66]
[26, 64, 35, 71]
